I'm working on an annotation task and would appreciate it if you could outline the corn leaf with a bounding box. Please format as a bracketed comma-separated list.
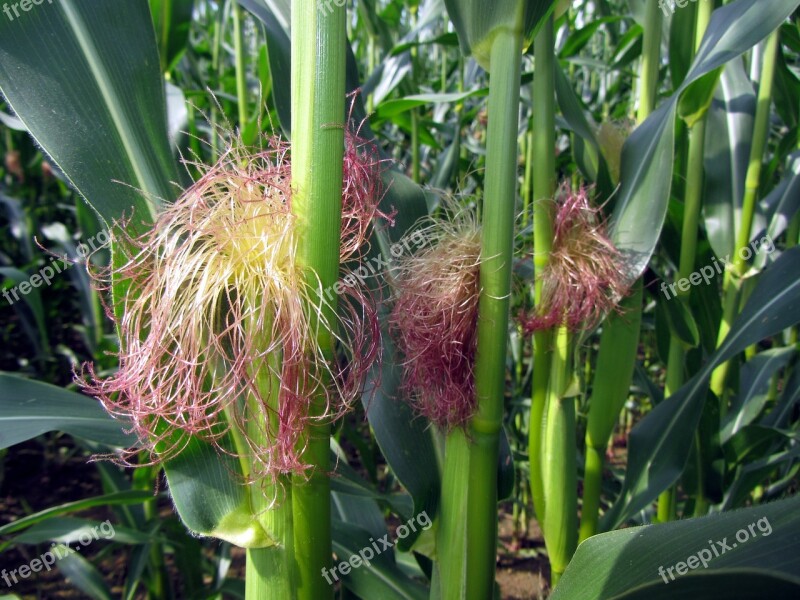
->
[703, 61, 756, 260]
[602, 247, 800, 530]
[554, 495, 800, 600]
[0, 374, 135, 449]
[0, 0, 179, 226]
[443, 0, 556, 70]
[610, 0, 800, 286]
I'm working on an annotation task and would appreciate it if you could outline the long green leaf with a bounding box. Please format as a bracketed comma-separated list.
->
[602, 247, 800, 529]
[0, 375, 135, 448]
[554, 496, 800, 600]
[0, 0, 179, 225]
[703, 60, 755, 260]
[331, 520, 429, 600]
[610, 0, 800, 285]
[0, 491, 155, 536]
[55, 543, 114, 600]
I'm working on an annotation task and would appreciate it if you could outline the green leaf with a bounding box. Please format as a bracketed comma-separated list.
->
[774, 34, 800, 128]
[610, 0, 800, 285]
[7, 517, 155, 547]
[54, 543, 114, 600]
[331, 520, 430, 600]
[602, 247, 800, 529]
[161, 432, 274, 548]
[0, 267, 49, 356]
[362, 330, 442, 532]
[703, 61, 755, 260]
[678, 68, 723, 128]
[554, 64, 613, 193]
[0, 491, 155, 536]
[238, 0, 292, 135]
[753, 150, 800, 270]
[0, 0, 179, 226]
[375, 90, 486, 121]
[559, 17, 625, 59]
[0, 375, 135, 449]
[720, 347, 796, 443]
[668, 0, 697, 88]
[658, 296, 701, 349]
[443, 0, 556, 70]
[554, 496, 800, 600]
[149, 0, 195, 72]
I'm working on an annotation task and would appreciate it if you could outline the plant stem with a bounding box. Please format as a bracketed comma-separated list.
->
[290, 0, 346, 598]
[245, 354, 295, 600]
[710, 29, 779, 398]
[469, 24, 522, 592]
[233, 1, 248, 128]
[439, 25, 522, 600]
[528, 14, 556, 536]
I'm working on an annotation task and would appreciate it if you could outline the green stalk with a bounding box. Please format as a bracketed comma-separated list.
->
[289, 0, 346, 598]
[468, 24, 522, 592]
[579, 281, 643, 542]
[528, 15, 556, 535]
[636, 0, 661, 125]
[657, 0, 712, 522]
[541, 327, 576, 586]
[210, 2, 224, 162]
[245, 350, 294, 600]
[438, 25, 523, 600]
[710, 30, 779, 397]
[233, 2, 248, 128]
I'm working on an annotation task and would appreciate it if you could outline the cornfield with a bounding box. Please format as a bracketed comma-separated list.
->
[1, 0, 800, 599]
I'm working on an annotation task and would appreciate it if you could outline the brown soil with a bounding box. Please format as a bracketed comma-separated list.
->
[497, 509, 550, 600]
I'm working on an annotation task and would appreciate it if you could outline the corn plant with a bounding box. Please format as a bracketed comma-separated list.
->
[2, 1, 800, 599]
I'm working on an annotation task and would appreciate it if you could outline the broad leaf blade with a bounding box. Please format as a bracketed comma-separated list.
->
[0, 0, 179, 226]
[161, 433, 274, 548]
[703, 60, 755, 260]
[602, 247, 800, 529]
[610, 0, 800, 285]
[0, 375, 135, 448]
[554, 496, 800, 600]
